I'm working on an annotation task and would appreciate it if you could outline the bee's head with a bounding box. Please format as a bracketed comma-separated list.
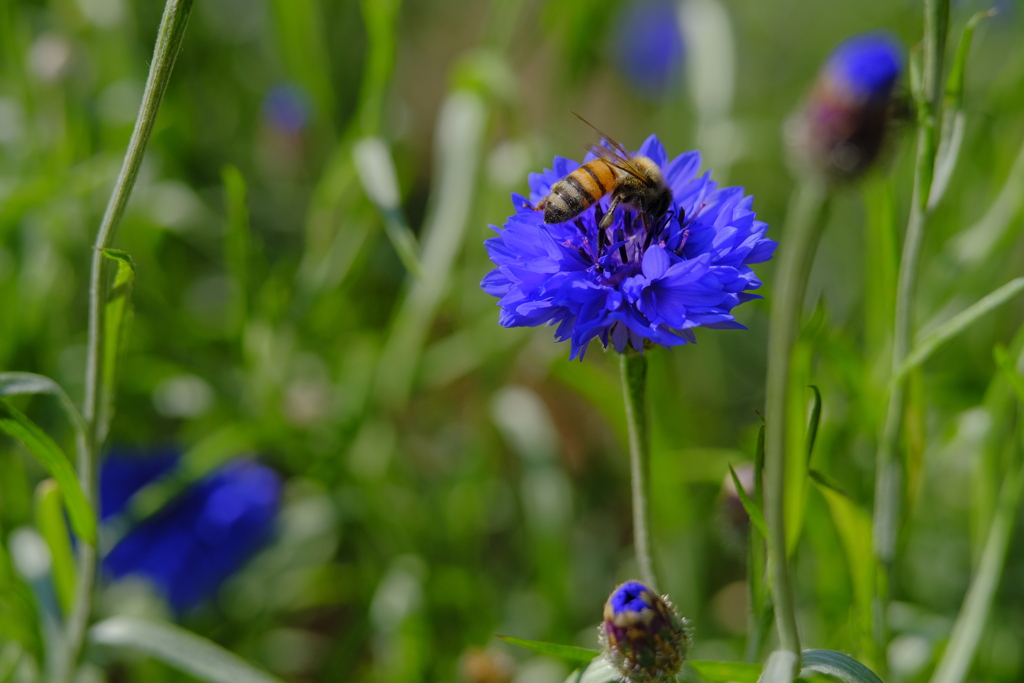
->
[645, 186, 673, 218]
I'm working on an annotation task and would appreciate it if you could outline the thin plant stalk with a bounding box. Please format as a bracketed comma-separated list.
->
[873, 0, 949, 588]
[56, 2, 195, 682]
[620, 349, 656, 589]
[763, 178, 829, 661]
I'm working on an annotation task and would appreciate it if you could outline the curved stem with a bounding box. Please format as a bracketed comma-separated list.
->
[620, 350, 656, 589]
[763, 178, 829, 662]
[873, 0, 949, 614]
[55, 3, 195, 682]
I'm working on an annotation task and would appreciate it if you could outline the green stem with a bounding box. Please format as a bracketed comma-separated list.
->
[57, 3, 194, 682]
[763, 178, 829, 661]
[620, 349, 656, 589]
[872, 0, 949, 594]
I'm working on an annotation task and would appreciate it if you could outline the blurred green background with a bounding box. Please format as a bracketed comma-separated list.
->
[1, 0, 1024, 681]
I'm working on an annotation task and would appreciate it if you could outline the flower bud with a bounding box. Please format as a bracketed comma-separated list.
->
[599, 581, 691, 682]
[789, 32, 903, 179]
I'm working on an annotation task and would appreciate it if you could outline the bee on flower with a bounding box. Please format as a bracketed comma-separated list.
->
[481, 128, 776, 359]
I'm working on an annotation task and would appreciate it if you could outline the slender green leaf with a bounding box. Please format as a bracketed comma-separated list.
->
[33, 480, 75, 615]
[757, 650, 798, 683]
[994, 345, 1024, 406]
[90, 617, 283, 683]
[805, 385, 822, 466]
[0, 401, 95, 545]
[813, 484, 876, 666]
[808, 469, 848, 498]
[497, 636, 599, 664]
[928, 360, 1024, 683]
[0, 373, 87, 437]
[894, 277, 1024, 384]
[99, 248, 136, 443]
[801, 650, 882, 683]
[352, 137, 422, 277]
[222, 165, 251, 331]
[729, 464, 768, 538]
[930, 10, 992, 209]
[950, 137, 1024, 266]
[689, 660, 762, 683]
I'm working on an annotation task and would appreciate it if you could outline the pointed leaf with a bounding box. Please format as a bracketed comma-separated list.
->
[352, 137, 422, 278]
[805, 385, 822, 466]
[808, 469, 848, 498]
[929, 11, 992, 209]
[689, 660, 762, 683]
[801, 650, 883, 683]
[34, 480, 76, 614]
[0, 401, 95, 545]
[729, 464, 768, 538]
[99, 248, 136, 443]
[895, 277, 1024, 384]
[497, 636, 599, 664]
[0, 373, 86, 436]
[90, 617, 283, 683]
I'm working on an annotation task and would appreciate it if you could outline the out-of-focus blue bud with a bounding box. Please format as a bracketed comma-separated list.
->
[101, 451, 282, 612]
[789, 32, 903, 179]
[262, 84, 310, 136]
[600, 580, 691, 682]
[611, 0, 685, 98]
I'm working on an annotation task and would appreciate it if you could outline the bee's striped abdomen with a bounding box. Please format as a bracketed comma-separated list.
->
[542, 160, 617, 224]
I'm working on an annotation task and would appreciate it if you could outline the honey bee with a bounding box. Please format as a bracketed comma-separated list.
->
[536, 114, 673, 230]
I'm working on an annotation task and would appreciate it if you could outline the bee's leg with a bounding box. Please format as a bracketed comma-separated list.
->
[598, 195, 622, 231]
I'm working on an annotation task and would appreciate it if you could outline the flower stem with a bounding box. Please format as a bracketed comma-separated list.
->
[872, 0, 948, 609]
[620, 349, 656, 589]
[763, 178, 829, 662]
[56, 2, 194, 682]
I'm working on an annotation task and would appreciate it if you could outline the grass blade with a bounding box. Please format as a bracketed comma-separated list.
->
[949, 138, 1024, 266]
[893, 277, 1024, 384]
[805, 385, 822, 465]
[34, 480, 76, 615]
[0, 401, 95, 545]
[801, 649, 883, 683]
[929, 10, 992, 210]
[98, 249, 135, 444]
[90, 617, 283, 683]
[496, 636, 599, 663]
[729, 464, 768, 538]
[928, 356, 1024, 683]
[757, 649, 797, 683]
[352, 137, 423, 277]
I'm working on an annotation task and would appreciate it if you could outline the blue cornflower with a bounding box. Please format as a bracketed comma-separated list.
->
[792, 32, 903, 178]
[601, 581, 690, 682]
[481, 137, 776, 359]
[101, 450, 282, 612]
[611, 0, 685, 97]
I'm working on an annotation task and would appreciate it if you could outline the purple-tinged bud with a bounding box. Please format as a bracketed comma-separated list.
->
[599, 581, 691, 682]
[789, 32, 903, 179]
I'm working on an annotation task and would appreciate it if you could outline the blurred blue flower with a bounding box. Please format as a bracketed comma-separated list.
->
[601, 580, 690, 682]
[823, 33, 902, 102]
[792, 32, 903, 178]
[611, 0, 685, 97]
[101, 450, 282, 612]
[480, 137, 776, 359]
[262, 84, 310, 135]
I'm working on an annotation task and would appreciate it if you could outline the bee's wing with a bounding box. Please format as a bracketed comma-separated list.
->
[571, 112, 647, 181]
